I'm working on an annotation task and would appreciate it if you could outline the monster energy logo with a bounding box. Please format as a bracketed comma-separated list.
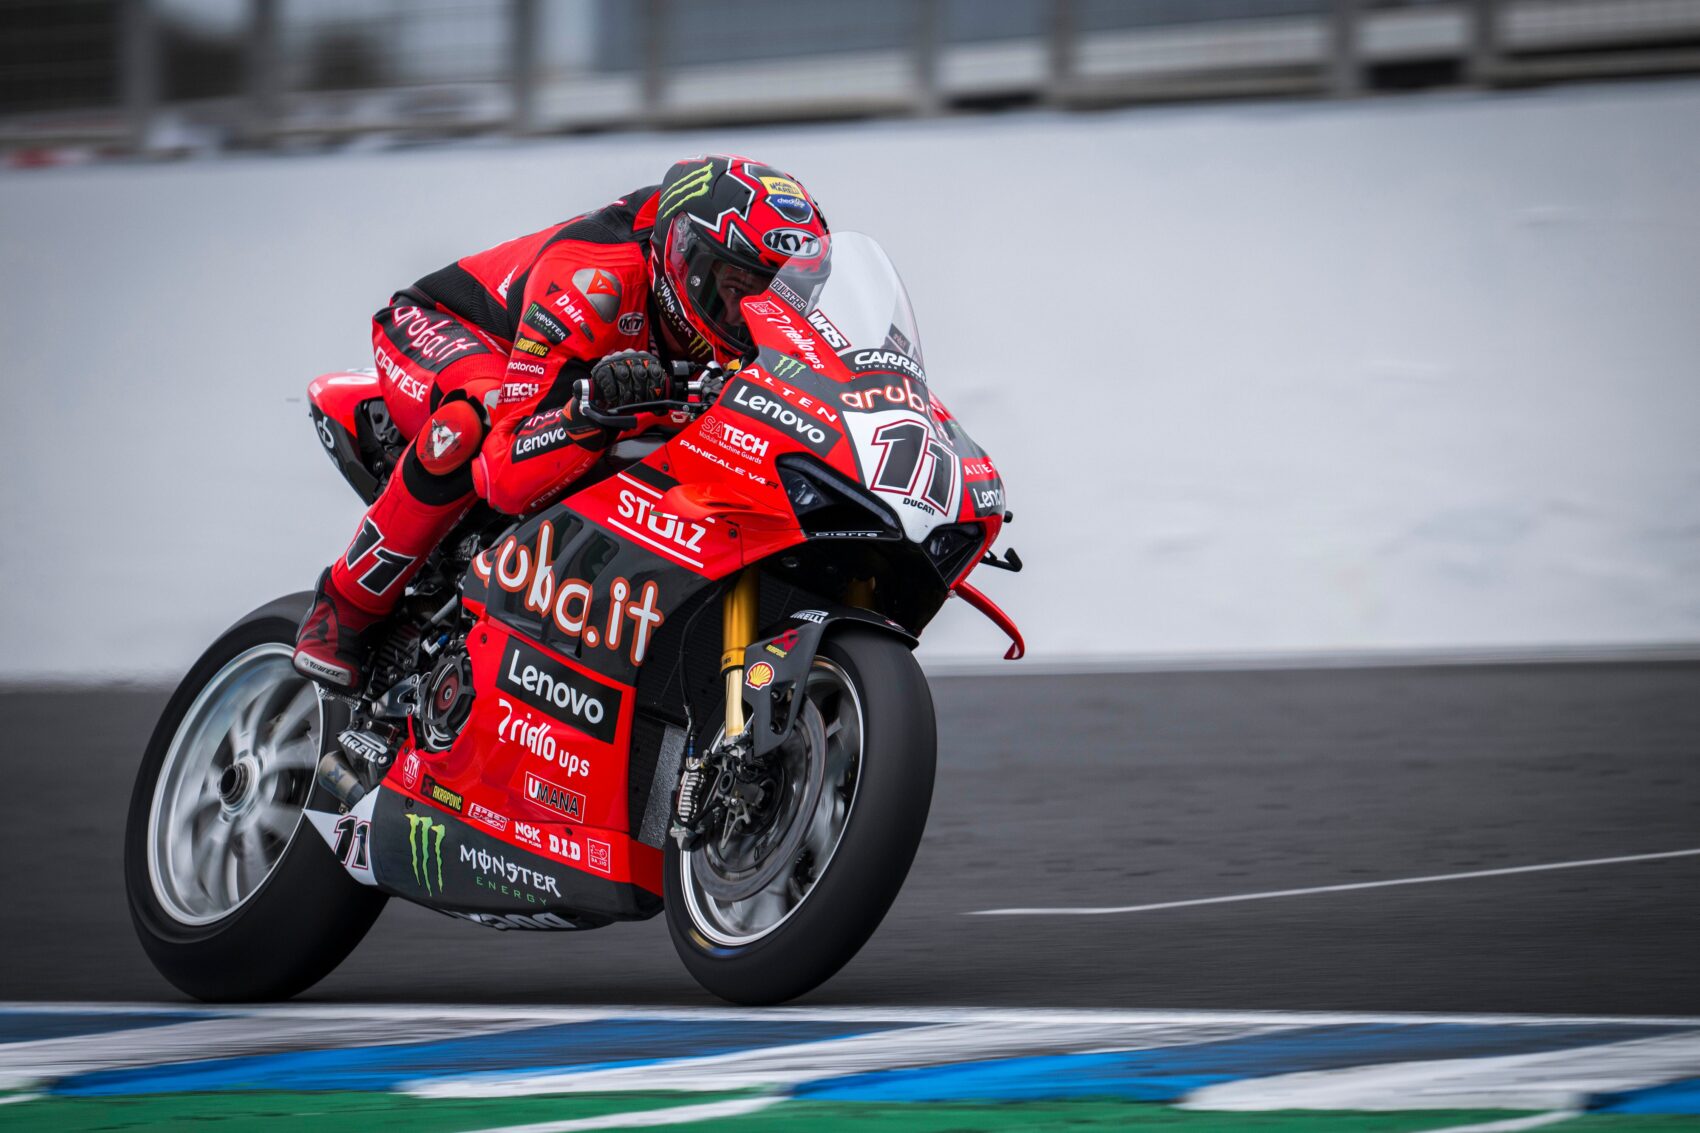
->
[407, 813, 446, 894]
[768, 355, 807, 381]
[659, 162, 714, 218]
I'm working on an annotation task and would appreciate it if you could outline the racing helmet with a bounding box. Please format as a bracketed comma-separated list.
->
[649, 155, 831, 364]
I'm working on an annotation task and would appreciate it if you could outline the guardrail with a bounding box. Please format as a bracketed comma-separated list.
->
[4, 0, 1700, 155]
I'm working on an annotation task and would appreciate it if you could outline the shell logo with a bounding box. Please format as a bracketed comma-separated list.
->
[746, 661, 776, 690]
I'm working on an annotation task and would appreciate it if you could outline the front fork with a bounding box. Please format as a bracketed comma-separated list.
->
[720, 569, 760, 738]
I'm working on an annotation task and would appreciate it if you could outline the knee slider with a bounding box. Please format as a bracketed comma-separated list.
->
[416, 399, 485, 476]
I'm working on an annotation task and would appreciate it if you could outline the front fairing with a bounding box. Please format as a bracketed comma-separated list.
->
[726, 232, 1006, 570]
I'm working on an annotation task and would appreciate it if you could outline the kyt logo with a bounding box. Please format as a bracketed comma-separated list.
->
[407, 813, 447, 895]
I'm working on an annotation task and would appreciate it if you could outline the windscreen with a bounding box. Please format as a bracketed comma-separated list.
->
[770, 231, 926, 373]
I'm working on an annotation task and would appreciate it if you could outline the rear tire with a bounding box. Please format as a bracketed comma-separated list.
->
[124, 593, 386, 1001]
[664, 628, 936, 1005]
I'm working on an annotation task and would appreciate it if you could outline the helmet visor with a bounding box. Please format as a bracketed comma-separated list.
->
[671, 224, 773, 356]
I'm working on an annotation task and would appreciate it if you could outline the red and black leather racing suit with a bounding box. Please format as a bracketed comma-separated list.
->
[333, 186, 664, 621]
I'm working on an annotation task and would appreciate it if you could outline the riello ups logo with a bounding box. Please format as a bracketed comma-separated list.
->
[496, 637, 624, 744]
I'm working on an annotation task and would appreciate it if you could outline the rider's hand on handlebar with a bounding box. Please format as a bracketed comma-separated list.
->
[590, 350, 670, 410]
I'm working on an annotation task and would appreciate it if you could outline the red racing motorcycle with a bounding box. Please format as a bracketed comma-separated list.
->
[124, 232, 1023, 1004]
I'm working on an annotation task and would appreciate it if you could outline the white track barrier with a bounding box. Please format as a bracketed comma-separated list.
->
[2, 81, 1698, 680]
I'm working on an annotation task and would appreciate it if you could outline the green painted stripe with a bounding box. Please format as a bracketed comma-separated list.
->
[6, 1093, 1700, 1133]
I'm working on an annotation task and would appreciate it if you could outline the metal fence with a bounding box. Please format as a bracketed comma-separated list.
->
[4, 0, 1700, 153]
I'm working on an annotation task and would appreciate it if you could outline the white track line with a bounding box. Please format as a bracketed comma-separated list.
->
[468, 1096, 781, 1132]
[1424, 1114, 1577, 1133]
[1183, 1031, 1700, 1113]
[406, 1020, 1293, 1099]
[970, 848, 1700, 916]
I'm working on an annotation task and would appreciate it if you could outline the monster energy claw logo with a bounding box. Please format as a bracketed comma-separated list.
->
[659, 162, 715, 218]
[407, 813, 447, 894]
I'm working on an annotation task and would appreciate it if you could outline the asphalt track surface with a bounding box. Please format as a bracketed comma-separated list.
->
[3, 661, 1696, 1014]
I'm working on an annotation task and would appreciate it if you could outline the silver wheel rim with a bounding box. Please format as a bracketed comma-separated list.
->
[681, 657, 864, 947]
[147, 643, 321, 926]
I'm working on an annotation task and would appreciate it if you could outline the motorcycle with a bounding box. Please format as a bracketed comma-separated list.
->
[123, 232, 1024, 1005]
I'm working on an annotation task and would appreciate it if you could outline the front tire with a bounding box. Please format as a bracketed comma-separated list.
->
[124, 593, 386, 1001]
[664, 628, 936, 1005]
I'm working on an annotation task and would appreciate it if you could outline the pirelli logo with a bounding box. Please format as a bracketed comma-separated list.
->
[514, 337, 549, 357]
[659, 162, 714, 218]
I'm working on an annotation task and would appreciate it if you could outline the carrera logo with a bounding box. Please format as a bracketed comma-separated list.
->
[422, 775, 464, 813]
[469, 803, 508, 832]
[850, 349, 925, 380]
[698, 414, 771, 460]
[497, 637, 622, 744]
[763, 228, 820, 257]
[473, 522, 664, 669]
[725, 381, 837, 457]
[525, 770, 585, 821]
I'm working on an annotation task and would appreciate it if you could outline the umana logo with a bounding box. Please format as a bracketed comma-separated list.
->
[407, 813, 447, 894]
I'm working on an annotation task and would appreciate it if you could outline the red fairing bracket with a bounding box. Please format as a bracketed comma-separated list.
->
[954, 580, 1025, 661]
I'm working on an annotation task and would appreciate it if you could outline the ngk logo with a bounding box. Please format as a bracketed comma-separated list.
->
[700, 414, 770, 459]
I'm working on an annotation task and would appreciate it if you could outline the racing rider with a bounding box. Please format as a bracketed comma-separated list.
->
[293, 155, 832, 690]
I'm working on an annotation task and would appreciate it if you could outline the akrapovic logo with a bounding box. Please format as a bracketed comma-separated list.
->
[497, 637, 622, 744]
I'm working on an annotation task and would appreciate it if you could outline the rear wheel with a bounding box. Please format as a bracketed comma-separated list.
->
[664, 628, 936, 1004]
[124, 594, 386, 1001]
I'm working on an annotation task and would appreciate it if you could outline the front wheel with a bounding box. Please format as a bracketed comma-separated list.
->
[124, 594, 386, 1001]
[664, 628, 937, 1005]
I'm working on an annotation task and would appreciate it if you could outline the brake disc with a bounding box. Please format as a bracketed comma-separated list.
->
[693, 699, 828, 903]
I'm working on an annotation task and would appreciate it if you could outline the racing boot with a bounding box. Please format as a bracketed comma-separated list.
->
[295, 398, 485, 690]
[293, 568, 382, 691]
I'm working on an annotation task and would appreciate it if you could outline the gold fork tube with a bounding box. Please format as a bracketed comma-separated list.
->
[721, 569, 759, 737]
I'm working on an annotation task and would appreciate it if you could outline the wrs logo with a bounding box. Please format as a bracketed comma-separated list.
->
[407, 814, 447, 895]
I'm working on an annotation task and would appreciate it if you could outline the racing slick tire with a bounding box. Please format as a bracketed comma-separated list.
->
[124, 593, 387, 1001]
[664, 627, 937, 1005]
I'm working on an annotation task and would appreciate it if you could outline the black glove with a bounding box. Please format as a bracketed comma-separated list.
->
[590, 350, 669, 409]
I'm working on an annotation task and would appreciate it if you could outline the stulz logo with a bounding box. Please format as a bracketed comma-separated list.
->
[496, 637, 623, 744]
[473, 521, 664, 668]
[525, 769, 585, 821]
[763, 228, 821, 257]
[497, 696, 592, 776]
[616, 488, 707, 559]
[725, 382, 837, 457]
